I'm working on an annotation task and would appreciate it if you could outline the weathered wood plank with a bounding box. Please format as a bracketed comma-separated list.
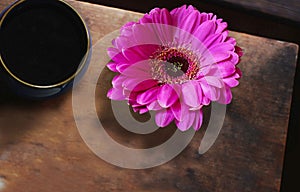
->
[217, 0, 300, 23]
[0, 0, 298, 192]
[83, 0, 300, 23]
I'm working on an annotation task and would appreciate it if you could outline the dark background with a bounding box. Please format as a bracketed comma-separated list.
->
[80, 0, 300, 191]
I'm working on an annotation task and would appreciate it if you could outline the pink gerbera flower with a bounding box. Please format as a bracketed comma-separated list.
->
[107, 5, 242, 131]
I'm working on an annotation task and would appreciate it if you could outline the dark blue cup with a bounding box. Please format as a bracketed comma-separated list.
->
[0, 0, 91, 99]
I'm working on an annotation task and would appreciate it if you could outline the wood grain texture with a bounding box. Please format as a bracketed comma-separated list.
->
[215, 0, 300, 23]
[0, 0, 298, 192]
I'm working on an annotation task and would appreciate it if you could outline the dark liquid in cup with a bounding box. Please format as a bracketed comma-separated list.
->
[0, 0, 88, 86]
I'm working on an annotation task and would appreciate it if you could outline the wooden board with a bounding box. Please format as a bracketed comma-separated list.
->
[217, 0, 300, 23]
[0, 0, 298, 191]
[75, 0, 300, 23]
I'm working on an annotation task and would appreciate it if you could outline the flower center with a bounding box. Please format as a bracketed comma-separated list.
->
[164, 56, 189, 77]
[151, 47, 200, 84]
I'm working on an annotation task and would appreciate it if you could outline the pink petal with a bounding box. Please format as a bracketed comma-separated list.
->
[170, 5, 196, 26]
[198, 12, 214, 23]
[152, 22, 175, 45]
[229, 52, 239, 65]
[132, 24, 161, 45]
[178, 11, 201, 33]
[216, 61, 236, 78]
[197, 63, 211, 76]
[207, 43, 235, 64]
[218, 86, 232, 104]
[131, 103, 143, 108]
[202, 97, 211, 105]
[203, 65, 219, 77]
[127, 45, 156, 61]
[235, 46, 243, 57]
[107, 47, 122, 63]
[112, 75, 125, 88]
[107, 88, 125, 100]
[236, 67, 242, 77]
[107, 47, 127, 63]
[121, 48, 144, 63]
[106, 62, 118, 72]
[122, 88, 131, 98]
[192, 110, 203, 131]
[128, 91, 139, 105]
[182, 81, 202, 107]
[116, 63, 131, 72]
[124, 59, 152, 73]
[189, 104, 203, 111]
[171, 101, 190, 121]
[132, 106, 139, 113]
[149, 8, 161, 16]
[145, 9, 174, 44]
[132, 80, 158, 92]
[147, 101, 162, 110]
[170, 101, 181, 121]
[157, 8, 173, 25]
[139, 108, 149, 114]
[175, 111, 196, 131]
[121, 62, 152, 78]
[201, 51, 231, 66]
[122, 78, 142, 90]
[137, 86, 159, 105]
[155, 109, 174, 127]
[199, 79, 219, 101]
[221, 30, 229, 42]
[201, 42, 234, 66]
[157, 84, 179, 108]
[203, 76, 223, 88]
[210, 42, 234, 53]
[225, 37, 236, 46]
[120, 25, 134, 37]
[139, 13, 153, 23]
[193, 20, 216, 42]
[215, 19, 228, 34]
[202, 33, 223, 48]
[111, 39, 117, 48]
[122, 21, 135, 29]
[223, 77, 239, 87]
[114, 36, 131, 50]
[141, 44, 161, 57]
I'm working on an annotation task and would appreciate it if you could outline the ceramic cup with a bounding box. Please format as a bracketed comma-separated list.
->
[0, 0, 91, 99]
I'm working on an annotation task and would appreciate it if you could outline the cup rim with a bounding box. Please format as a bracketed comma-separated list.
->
[0, 0, 91, 89]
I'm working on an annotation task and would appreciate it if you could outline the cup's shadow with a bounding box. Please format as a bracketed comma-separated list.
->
[0, 79, 69, 153]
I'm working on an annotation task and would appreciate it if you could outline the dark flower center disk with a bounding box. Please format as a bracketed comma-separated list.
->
[164, 56, 189, 77]
[151, 47, 200, 84]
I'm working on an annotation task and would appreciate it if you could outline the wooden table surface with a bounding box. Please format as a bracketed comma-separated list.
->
[0, 0, 298, 192]
[216, 0, 300, 23]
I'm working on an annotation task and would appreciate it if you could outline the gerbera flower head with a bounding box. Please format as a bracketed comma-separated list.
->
[107, 5, 242, 131]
